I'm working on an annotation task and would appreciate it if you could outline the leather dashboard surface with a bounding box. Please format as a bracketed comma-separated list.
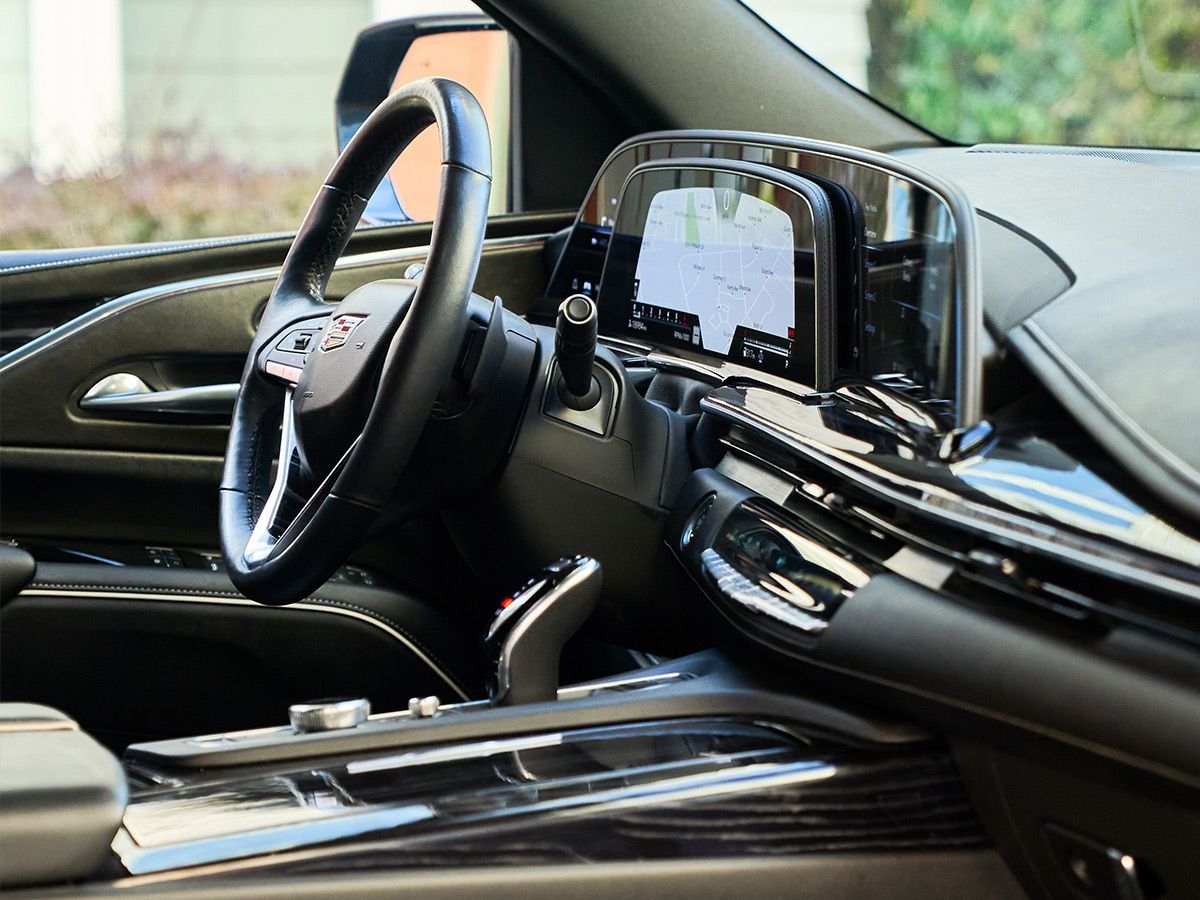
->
[902, 145, 1200, 521]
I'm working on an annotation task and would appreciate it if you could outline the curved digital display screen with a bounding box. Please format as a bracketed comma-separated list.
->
[547, 136, 963, 422]
[598, 167, 820, 382]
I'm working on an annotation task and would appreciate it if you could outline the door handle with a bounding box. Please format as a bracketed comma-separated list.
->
[79, 375, 238, 423]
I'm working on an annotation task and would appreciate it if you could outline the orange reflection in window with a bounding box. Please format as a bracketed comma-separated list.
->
[388, 30, 509, 220]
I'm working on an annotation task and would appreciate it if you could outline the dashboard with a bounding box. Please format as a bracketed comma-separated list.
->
[546, 131, 981, 426]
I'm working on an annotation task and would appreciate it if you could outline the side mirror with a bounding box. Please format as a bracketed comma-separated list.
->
[335, 14, 510, 224]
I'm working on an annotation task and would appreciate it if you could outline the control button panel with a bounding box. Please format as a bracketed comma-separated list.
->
[10, 538, 383, 586]
[668, 471, 875, 645]
[145, 546, 184, 569]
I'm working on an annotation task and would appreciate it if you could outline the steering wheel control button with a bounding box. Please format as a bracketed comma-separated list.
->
[288, 697, 371, 733]
[407, 696, 441, 719]
[264, 360, 304, 384]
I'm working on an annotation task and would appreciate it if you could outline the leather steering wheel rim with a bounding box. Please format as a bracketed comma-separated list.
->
[219, 78, 491, 606]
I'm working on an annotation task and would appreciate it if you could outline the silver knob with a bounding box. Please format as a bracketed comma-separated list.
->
[404, 262, 425, 280]
[407, 695, 441, 719]
[288, 697, 370, 733]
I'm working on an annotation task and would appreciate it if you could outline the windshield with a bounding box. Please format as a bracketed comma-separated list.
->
[742, 0, 1200, 150]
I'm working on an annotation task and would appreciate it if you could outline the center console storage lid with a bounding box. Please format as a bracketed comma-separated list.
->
[0, 703, 128, 888]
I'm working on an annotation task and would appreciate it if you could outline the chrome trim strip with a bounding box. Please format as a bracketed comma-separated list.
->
[243, 391, 298, 564]
[113, 755, 833, 877]
[113, 805, 434, 876]
[0, 234, 548, 375]
[178, 672, 692, 748]
[17, 588, 470, 701]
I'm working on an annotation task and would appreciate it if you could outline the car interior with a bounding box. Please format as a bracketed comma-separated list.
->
[1, 0, 1198, 897]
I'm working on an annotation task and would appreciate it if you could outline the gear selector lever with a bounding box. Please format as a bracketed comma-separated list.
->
[484, 556, 602, 706]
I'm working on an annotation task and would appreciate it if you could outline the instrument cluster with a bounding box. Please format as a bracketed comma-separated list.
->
[546, 131, 977, 426]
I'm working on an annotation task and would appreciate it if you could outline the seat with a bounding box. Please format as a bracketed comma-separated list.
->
[0, 562, 485, 750]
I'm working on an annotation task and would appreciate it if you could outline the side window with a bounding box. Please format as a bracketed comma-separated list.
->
[0, 0, 507, 251]
[387, 30, 511, 221]
[334, 18, 512, 225]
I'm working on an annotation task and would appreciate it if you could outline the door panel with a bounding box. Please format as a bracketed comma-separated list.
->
[0, 211, 570, 354]
[0, 214, 567, 549]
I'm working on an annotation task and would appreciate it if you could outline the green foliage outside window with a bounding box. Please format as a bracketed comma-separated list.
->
[866, 0, 1200, 148]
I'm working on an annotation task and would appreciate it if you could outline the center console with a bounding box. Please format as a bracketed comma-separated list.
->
[94, 556, 990, 887]
[0, 533, 1024, 898]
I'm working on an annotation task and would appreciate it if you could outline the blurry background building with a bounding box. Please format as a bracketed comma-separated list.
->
[3, 0, 1192, 249]
[0, 0, 488, 180]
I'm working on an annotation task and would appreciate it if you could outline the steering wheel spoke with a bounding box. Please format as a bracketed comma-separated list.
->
[244, 389, 364, 566]
[243, 391, 301, 563]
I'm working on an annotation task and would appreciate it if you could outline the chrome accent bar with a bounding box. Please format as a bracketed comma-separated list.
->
[701, 548, 829, 634]
[79, 382, 238, 422]
[243, 392, 298, 565]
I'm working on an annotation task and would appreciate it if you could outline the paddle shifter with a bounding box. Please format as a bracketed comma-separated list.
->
[554, 294, 600, 410]
[483, 556, 602, 706]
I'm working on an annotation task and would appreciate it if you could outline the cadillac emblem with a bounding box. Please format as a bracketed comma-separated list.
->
[321, 314, 366, 351]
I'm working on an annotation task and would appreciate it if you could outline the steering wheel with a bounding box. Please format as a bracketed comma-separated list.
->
[219, 78, 491, 606]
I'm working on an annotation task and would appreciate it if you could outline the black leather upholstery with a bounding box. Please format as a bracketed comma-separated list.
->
[0, 543, 35, 607]
[0, 563, 485, 748]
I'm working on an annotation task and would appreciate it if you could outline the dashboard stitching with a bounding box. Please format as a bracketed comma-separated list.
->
[30, 582, 261, 596]
[246, 417, 265, 529]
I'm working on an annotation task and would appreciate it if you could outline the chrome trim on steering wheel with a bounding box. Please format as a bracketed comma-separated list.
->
[244, 391, 298, 565]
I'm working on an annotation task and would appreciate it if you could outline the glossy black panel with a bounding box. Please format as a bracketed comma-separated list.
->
[116, 718, 982, 881]
[679, 380, 1200, 654]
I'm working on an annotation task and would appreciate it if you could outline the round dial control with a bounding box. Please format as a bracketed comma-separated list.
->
[288, 697, 370, 733]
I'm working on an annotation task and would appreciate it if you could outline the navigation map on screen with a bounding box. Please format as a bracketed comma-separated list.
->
[630, 187, 795, 357]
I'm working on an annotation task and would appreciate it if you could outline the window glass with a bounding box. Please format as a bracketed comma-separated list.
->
[743, 0, 1200, 149]
[0, 0, 491, 250]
